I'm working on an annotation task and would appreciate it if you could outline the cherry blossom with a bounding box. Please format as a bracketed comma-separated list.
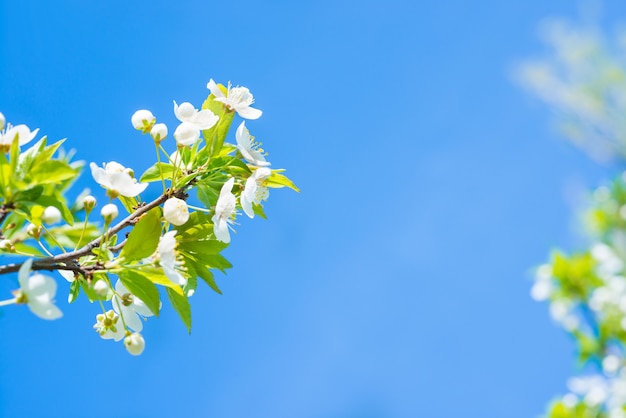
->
[207, 79, 262, 120]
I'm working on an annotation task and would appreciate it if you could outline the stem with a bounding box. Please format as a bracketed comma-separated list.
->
[41, 225, 67, 254]
[0, 297, 17, 307]
[74, 214, 90, 251]
[155, 142, 167, 193]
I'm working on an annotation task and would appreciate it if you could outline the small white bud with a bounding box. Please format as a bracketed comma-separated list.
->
[163, 197, 190, 226]
[93, 280, 110, 297]
[173, 122, 200, 147]
[0, 112, 5, 131]
[131, 110, 155, 133]
[41, 206, 62, 225]
[124, 332, 145, 356]
[150, 123, 168, 143]
[101, 203, 119, 223]
[83, 195, 97, 212]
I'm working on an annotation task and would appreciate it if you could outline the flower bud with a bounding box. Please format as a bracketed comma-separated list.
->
[173, 122, 200, 147]
[41, 206, 62, 225]
[83, 195, 97, 213]
[131, 110, 155, 133]
[101, 203, 119, 223]
[26, 223, 41, 239]
[150, 123, 168, 143]
[163, 197, 190, 226]
[93, 280, 110, 297]
[124, 332, 145, 356]
[0, 112, 5, 131]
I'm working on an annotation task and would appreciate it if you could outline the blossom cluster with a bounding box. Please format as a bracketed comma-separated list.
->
[532, 174, 626, 417]
[0, 78, 298, 356]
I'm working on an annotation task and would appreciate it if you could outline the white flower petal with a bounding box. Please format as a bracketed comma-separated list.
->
[213, 217, 231, 243]
[207, 79, 225, 98]
[18, 258, 34, 289]
[236, 106, 262, 120]
[29, 301, 62, 320]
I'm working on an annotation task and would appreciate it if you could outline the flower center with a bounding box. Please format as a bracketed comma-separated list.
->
[121, 293, 134, 307]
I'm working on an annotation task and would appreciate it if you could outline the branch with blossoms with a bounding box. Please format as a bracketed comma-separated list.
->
[0, 79, 298, 355]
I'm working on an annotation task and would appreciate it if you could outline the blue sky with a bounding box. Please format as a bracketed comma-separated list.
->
[2, 1, 626, 417]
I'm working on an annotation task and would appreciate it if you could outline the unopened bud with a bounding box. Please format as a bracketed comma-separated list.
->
[93, 280, 109, 297]
[150, 123, 168, 143]
[131, 110, 155, 133]
[41, 206, 62, 225]
[83, 195, 97, 213]
[101, 203, 118, 223]
[124, 332, 145, 356]
[163, 197, 190, 226]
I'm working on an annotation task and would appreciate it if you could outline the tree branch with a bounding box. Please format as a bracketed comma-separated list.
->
[0, 192, 172, 276]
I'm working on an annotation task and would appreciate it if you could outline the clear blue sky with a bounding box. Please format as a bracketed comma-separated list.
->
[1, 1, 625, 417]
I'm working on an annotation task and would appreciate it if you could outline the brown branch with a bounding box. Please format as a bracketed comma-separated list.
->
[0, 192, 171, 275]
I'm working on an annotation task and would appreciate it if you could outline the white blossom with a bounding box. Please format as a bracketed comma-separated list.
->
[212, 178, 237, 243]
[236, 122, 270, 167]
[111, 280, 154, 332]
[0, 123, 39, 150]
[90, 161, 148, 198]
[93, 310, 125, 342]
[173, 101, 218, 130]
[241, 167, 271, 218]
[124, 332, 145, 356]
[131, 110, 155, 132]
[163, 197, 189, 226]
[0, 112, 5, 131]
[207, 79, 262, 120]
[155, 230, 186, 286]
[172, 101, 218, 147]
[15, 259, 62, 320]
[41, 206, 62, 225]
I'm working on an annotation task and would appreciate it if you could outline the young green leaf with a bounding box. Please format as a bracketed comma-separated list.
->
[120, 208, 161, 262]
[166, 287, 191, 333]
[139, 162, 174, 183]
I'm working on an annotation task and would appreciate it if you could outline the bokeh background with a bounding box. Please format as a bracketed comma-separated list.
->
[1, 1, 624, 417]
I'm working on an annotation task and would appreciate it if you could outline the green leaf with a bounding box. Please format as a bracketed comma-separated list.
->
[118, 270, 161, 317]
[265, 171, 300, 192]
[252, 202, 267, 219]
[29, 160, 77, 185]
[120, 208, 161, 262]
[140, 162, 174, 183]
[140, 267, 184, 296]
[13, 185, 44, 203]
[196, 183, 219, 209]
[189, 260, 222, 294]
[166, 287, 191, 333]
[118, 195, 138, 215]
[68, 280, 80, 304]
